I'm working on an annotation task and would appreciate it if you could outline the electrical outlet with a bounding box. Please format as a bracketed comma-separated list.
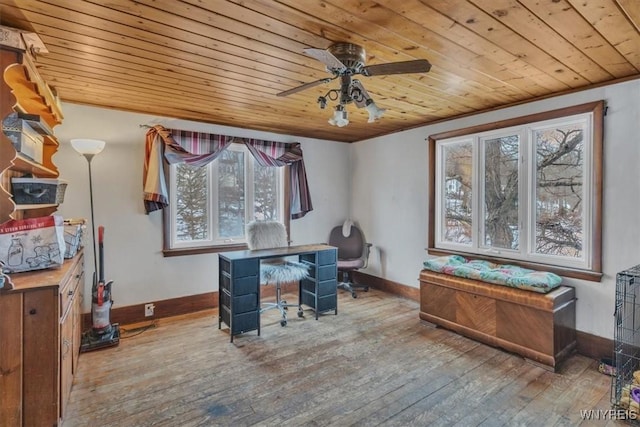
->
[144, 303, 155, 317]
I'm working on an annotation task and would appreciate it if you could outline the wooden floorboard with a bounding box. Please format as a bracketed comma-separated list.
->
[63, 289, 624, 427]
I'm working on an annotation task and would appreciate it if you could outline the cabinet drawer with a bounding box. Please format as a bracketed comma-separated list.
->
[221, 290, 258, 314]
[231, 311, 259, 334]
[318, 265, 337, 281]
[232, 259, 259, 278]
[233, 276, 258, 295]
[317, 279, 337, 297]
[60, 257, 83, 320]
[317, 249, 336, 265]
[301, 278, 336, 297]
[305, 264, 337, 282]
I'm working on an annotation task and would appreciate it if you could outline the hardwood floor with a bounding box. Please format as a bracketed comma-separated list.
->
[63, 289, 621, 426]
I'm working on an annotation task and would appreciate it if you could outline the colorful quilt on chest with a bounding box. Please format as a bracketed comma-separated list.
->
[423, 255, 562, 294]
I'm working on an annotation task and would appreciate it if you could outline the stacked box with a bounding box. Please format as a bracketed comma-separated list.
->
[0, 25, 25, 50]
[11, 177, 68, 205]
[2, 113, 44, 163]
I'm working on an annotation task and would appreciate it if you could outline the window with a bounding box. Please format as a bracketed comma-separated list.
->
[429, 102, 603, 280]
[166, 143, 286, 253]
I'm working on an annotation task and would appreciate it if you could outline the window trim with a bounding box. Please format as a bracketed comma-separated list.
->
[428, 101, 604, 281]
[161, 147, 291, 257]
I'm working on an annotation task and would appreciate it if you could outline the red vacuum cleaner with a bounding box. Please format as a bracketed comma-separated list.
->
[80, 225, 120, 352]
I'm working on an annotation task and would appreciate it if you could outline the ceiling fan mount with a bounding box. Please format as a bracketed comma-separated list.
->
[277, 42, 431, 127]
[325, 42, 367, 74]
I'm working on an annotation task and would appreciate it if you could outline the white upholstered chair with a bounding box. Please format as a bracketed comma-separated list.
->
[246, 220, 309, 326]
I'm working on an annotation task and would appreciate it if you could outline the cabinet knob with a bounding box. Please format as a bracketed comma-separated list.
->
[29, 308, 37, 315]
[68, 290, 74, 296]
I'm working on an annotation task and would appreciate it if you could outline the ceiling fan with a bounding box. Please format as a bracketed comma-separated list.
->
[277, 42, 431, 127]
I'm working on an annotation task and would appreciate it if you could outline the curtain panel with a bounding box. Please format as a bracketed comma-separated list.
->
[143, 125, 313, 218]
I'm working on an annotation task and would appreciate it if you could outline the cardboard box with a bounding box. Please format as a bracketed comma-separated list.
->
[11, 178, 68, 205]
[0, 215, 66, 273]
[2, 113, 44, 163]
[0, 25, 25, 51]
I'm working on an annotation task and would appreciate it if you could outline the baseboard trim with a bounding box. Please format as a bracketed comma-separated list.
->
[82, 275, 613, 362]
[81, 283, 299, 328]
[576, 330, 613, 361]
[352, 271, 420, 302]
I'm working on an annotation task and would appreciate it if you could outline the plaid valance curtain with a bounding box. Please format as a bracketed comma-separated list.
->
[143, 125, 313, 219]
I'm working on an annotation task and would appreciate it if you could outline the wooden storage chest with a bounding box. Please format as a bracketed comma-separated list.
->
[419, 269, 576, 371]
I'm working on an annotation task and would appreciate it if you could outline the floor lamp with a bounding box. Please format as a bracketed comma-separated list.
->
[71, 138, 120, 352]
[70, 138, 105, 279]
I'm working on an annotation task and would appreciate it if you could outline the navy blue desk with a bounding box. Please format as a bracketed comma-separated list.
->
[218, 244, 338, 342]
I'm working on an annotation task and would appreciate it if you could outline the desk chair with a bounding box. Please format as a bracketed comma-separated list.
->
[328, 223, 372, 298]
[246, 220, 309, 326]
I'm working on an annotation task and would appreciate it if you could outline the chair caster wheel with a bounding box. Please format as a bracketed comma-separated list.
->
[297, 309, 304, 318]
[352, 292, 357, 298]
[280, 319, 287, 327]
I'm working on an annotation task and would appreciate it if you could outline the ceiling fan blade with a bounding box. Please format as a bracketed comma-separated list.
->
[303, 48, 347, 72]
[276, 77, 333, 97]
[361, 59, 431, 76]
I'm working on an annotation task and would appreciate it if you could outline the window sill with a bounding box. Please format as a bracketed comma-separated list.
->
[426, 247, 603, 282]
[163, 243, 248, 257]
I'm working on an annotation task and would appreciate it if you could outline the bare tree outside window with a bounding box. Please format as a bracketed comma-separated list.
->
[431, 101, 602, 278]
[443, 142, 473, 245]
[534, 124, 584, 258]
[482, 135, 520, 250]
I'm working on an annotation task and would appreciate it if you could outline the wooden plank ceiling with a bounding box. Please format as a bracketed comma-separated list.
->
[1, 0, 639, 143]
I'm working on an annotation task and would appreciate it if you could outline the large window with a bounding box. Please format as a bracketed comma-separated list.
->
[429, 102, 603, 280]
[167, 143, 285, 252]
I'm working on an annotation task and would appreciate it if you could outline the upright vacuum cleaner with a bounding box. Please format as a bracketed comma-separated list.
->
[80, 225, 120, 352]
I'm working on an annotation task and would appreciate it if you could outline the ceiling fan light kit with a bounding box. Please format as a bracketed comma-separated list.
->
[278, 42, 431, 127]
[365, 99, 386, 123]
[328, 105, 349, 127]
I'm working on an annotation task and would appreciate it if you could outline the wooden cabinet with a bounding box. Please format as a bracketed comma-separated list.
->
[0, 251, 84, 426]
[1, 29, 64, 224]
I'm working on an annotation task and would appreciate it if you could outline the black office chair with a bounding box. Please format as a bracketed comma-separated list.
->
[328, 223, 372, 298]
[246, 220, 309, 326]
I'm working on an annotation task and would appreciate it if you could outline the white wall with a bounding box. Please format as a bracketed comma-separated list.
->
[53, 103, 351, 312]
[351, 79, 640, 339]
[49, 79, 640, 339]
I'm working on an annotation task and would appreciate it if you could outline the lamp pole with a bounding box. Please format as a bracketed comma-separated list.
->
[70, 139, 105, 285]
[83, 153, 98, 280]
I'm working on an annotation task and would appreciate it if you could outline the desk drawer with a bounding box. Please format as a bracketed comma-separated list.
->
[316, 294, 337, 313]
[301, 279, 337, 297]
[318, 249, 336, 265]
[221, 290, 258, 314]
[233, 276, 258, 296]
[301, 293, 336, 313]
[231, 311, 259, 334]
[232, 259, 259, 278]
[307, 264, 337, 282]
